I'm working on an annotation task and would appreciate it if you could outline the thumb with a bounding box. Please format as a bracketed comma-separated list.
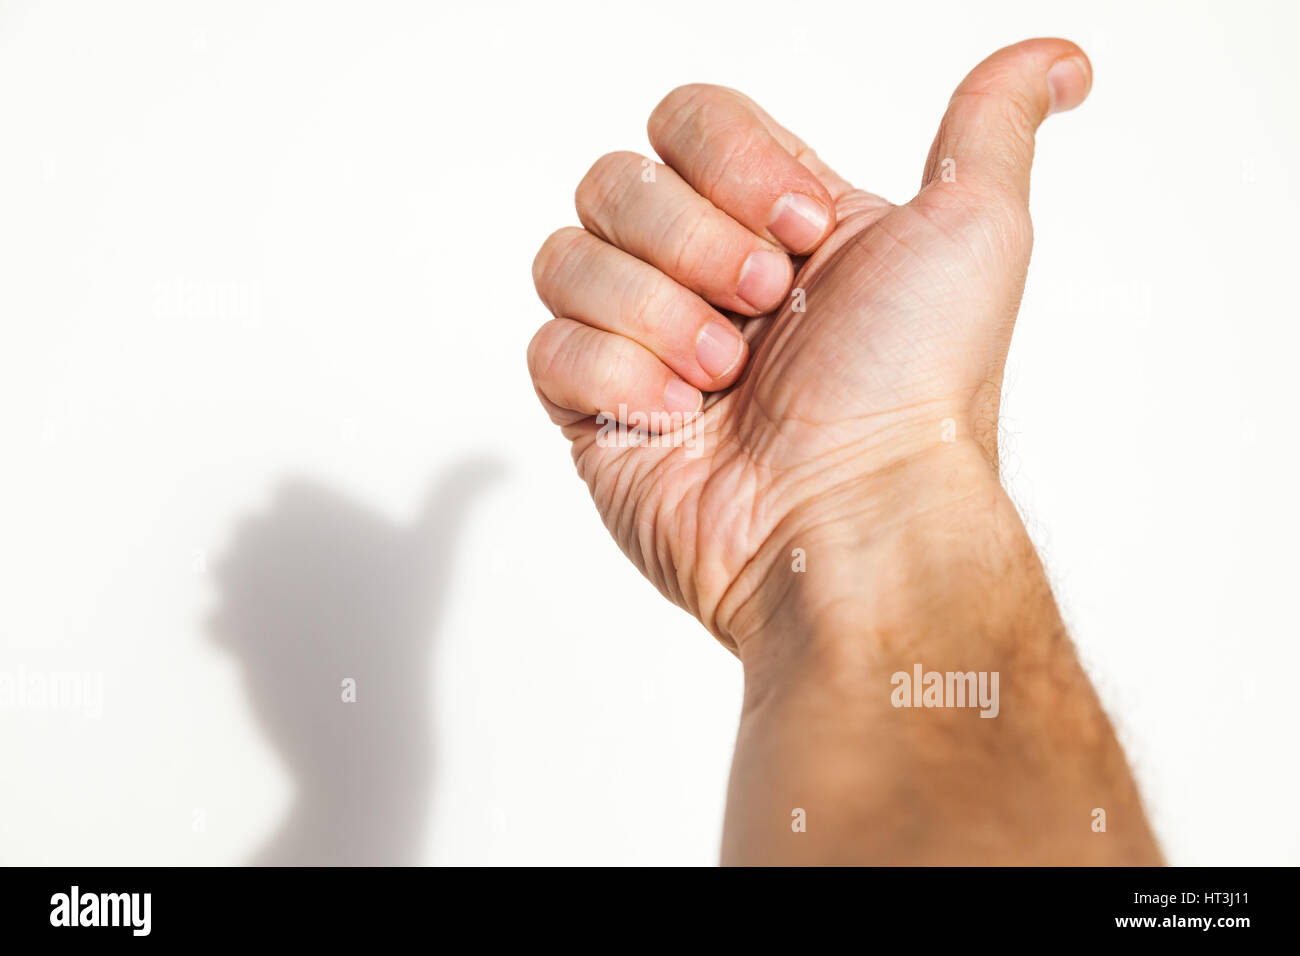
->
[921, 38, 1092, 206]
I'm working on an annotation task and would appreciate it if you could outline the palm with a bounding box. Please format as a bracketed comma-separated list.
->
[572, 182, 1034, 645]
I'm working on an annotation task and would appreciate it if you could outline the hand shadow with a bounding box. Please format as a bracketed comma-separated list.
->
[208, 459, 501, 865]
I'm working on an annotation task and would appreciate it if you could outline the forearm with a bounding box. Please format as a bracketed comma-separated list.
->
[720, 441, 1161, 865]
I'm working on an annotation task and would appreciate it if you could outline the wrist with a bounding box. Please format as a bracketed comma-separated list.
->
[718, 436, 1025, 665]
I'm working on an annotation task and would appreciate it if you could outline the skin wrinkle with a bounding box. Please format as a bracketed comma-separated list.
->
[557, 227, 602, 300]
[698, 452, 774, 646]
[624, 438, 709, 616]
[944, 88, 1042, 176]
[869, 210, 976, 302]
[841, 224, 947, 320]
[706, 426, 903, 645]
[647, 85, 713, 157]
[639, 483, 674, 607]
[724, 440, 990, 651]
[914, 187, 1032, 269]
[578, 152, 639, 246]
[663, 94, 731, 182]
[664, 199, 713, 288]
[530, 228, 580, 317]
[658, 462, 702, 611]
[619, 266, 666, 346]
[699, 120, 770, 201]
[528, 322, 574, 418]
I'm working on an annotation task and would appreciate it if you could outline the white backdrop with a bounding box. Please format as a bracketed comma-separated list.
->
[1, 0, 1296, 865]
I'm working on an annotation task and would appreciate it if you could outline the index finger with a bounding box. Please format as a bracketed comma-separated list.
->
[648, 84, 837, 254]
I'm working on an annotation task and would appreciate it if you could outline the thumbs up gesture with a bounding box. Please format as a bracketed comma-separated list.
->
[528, 39, 1092, 654]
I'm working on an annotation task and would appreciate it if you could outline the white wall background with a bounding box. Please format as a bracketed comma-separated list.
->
[1, 0, 1296, 865]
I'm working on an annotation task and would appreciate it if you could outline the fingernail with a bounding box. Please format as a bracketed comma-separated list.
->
[695, 319, 744, 380]
[1047, 56, 1090, 114]
[737, 249, 792, 311]
[663, 378, 703, 415]
[767, 193, 829, 253]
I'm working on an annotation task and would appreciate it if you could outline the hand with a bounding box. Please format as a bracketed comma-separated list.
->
[528, 38, 1092, 654]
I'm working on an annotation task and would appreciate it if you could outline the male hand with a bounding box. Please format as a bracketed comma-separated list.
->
[528, 39, 1092, 654]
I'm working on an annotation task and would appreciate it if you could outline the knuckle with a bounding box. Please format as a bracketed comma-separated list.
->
[648, 83, 729, 144]
[531, 226, 587, 298]
[526, 318, 568, 382]
[945, 88, 1039, 169]
[593, 339, 631, 397]
[575, 151, 641, 224]
[693, 118, 764, 197]
[997, 202, 1034, 255]
[663, 203, 713, 286]
[623, 270, 677, 341]
[992, 89, 1040, 156]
